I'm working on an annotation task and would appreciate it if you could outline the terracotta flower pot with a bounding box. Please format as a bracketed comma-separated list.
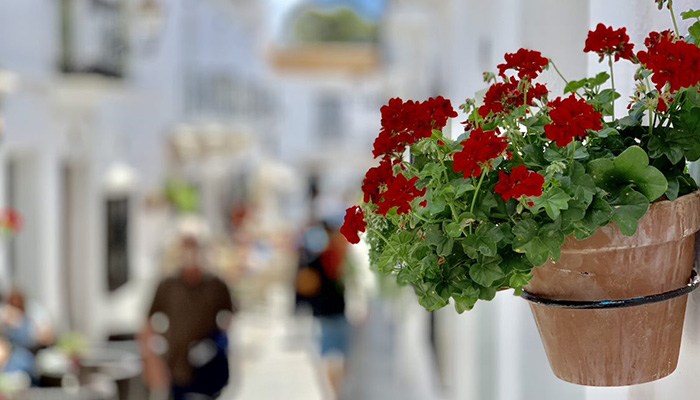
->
[525, 190, 700, 386]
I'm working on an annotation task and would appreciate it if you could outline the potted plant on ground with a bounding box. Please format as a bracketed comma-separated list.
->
[340, 1, 700, 386]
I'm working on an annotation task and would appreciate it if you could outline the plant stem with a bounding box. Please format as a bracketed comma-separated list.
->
[645, 76, 655, 136]
[550, 59, 583, 99]
[570, 141, 577, 170]
[608, 55, 616, 121]
[469, 171, 486, 214]
[669, 3, 680, 37]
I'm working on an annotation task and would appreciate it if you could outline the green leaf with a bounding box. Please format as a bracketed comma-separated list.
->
[588, 146, 668, 202]
[573, 195, 613, 240]
[522, 144, 547, 168]
[671, 107, 700, 161]
[528, 187, 571, 220]
[689, 21, 700, 43]
[454, 295, 478, 314]
[595, 127, 618, 138]
[416, 286, 449, 311]
[512, 220, 565, 266]
[544, 147, 566, 163]
[445, 222, 463, 238]
[377, 250, 398, 274]
[473, 192, 498, 220]
[450, 178, 475, 196]
[681, 9, 700, 19]
[509, 272, 533, 288]
[610, 187, 649, 236]
[666, 177, 680, 201]
[461, 222, 505, 258]
[437, 238, 454, 256]
[589, 71, 611, 86]
[469, 258, 504, 287]
[396, 266, 418, 285]
[478, 286, 498, 300]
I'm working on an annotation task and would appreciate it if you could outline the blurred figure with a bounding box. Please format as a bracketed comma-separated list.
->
[0, 288, 55, 382]
[295, 177, 352, 398]
[296, 219, 352, 398]
[141, 235, 235, 400]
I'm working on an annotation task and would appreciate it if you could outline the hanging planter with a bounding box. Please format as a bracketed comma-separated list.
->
[523, 191, 700, 386]
[340, 0, 700, 386]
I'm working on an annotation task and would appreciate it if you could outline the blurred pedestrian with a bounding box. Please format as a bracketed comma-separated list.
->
[141, 235, 235, 400]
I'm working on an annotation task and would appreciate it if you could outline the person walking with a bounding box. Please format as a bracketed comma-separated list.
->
[141, 235, 234, 400]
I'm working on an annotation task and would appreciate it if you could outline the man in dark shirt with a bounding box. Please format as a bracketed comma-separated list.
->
[143, 236, 234, 400]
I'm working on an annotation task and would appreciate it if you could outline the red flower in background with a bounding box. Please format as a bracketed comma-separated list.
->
[637, 31, 700, 92]
[544, 95, 603, 147]
[584, 24, 635, 62]
[479, 78, 549, 118]
[494, 166, 545, 201]
[0, 209, 23, 234]
[362, 157, 395, 204]
[498, 49, 549, 80]
[341, 206, 367, 244]
[376, 174, 426, 216]
[453, 128, 508, 178]
[373, 97, 458, 158]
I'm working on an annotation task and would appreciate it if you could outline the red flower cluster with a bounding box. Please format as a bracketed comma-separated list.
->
[453, 129, 508, 178]
[494, 166, 545, 201]
[376, 174, 426, 216]
[373, 96, 458, 158]
[479, 78, 548, 118]
[637, 31, 700, 92]
[361, 156, 425, 216]
[498, 49, 549, 80]
[544, 95, 603, 147]
[341, 206, 367, 244]
[362, 157, 395, 204]
[584, 23, 635, 62]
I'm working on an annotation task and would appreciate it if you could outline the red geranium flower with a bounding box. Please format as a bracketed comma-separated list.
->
[376, 174, 426, 216]
[479, 78, 549, 118]
[637, 31, 700, 92]
[362, 157, 395, 204]
[544, 95, 603, 147]
[341, 206, 367, 244]
[494, 166, 545, 201]
[584, 23, 635, 62]
[453, 129, 508, 178]
[373, 97, 458, 158]
[498, 49, 549, 80]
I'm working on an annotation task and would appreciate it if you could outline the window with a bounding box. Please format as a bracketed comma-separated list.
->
[316, 94, 343, 141]
[106, 197, 129, 292]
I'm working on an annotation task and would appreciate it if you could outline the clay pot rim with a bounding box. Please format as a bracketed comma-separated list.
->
[560, 190, 700, 253]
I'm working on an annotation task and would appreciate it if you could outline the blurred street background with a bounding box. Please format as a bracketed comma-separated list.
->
[0, 0, 700, 399]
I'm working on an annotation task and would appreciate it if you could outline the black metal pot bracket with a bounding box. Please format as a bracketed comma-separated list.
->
[520, 270, 700, 309]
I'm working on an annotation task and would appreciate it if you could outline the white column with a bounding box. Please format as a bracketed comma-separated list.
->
[36, 149, 64, 327]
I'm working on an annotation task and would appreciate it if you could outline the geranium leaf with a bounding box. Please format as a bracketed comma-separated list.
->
[512, 220, 565, 266]
[528, 187, 571, 220]
[610, 187, 649, 236]
[469, 260, 504, 287]
[613, 146, 667, 201]
[573, 195, 613, 240]
[453, 295, 478, 314]
[509, 272, 533, 288]
[689, 21, 700, 43]
[682, 9, 700, 19]
[589, 146, 667, 202]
